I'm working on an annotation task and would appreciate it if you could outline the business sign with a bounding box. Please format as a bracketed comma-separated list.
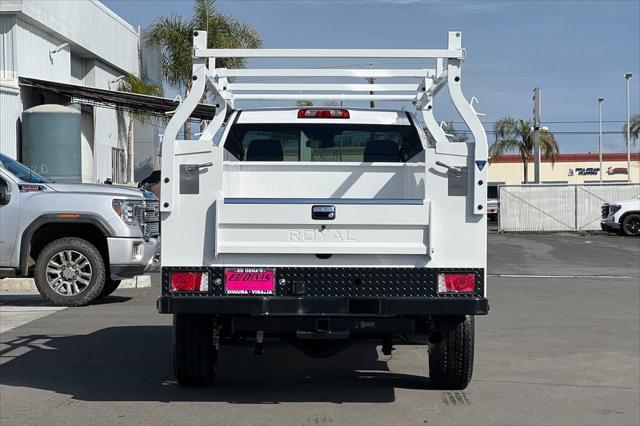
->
[568, 167, 599, 176]
[607, 167, 628, 175]
[567, 166, 629, 176]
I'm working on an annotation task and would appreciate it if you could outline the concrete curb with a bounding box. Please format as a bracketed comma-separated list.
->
[0, 278, 36, 293]
[0, 275, 152, 293]
[120, 275, 152, 289]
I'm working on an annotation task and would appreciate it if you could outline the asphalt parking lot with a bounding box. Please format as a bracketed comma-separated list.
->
[1, 232, 638, 425]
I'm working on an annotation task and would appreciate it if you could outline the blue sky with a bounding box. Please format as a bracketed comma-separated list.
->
[102, 0, 640, 153]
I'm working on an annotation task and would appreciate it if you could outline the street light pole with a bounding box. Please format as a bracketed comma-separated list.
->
[624, 73, 632, 182]
[533, 88, 541, 184]
[598, 97, 604, 183]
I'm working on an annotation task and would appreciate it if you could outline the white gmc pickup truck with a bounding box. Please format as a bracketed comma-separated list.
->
[157, 30, 488, 390]
[601, 197, 640, 236]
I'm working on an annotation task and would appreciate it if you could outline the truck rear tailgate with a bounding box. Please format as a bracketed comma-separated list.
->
[219, 199, 429, 255]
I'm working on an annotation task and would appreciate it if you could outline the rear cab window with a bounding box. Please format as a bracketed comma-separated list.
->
[223, 111, 424, 163]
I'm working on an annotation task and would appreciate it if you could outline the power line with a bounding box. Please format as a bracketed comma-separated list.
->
[455, 130, 628, 135]
[449, 120, 628, 125]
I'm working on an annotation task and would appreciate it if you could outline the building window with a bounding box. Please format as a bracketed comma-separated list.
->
[111, 148, 126, 184]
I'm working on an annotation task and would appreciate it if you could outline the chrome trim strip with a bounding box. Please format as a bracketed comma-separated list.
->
[224, 198, 424, 205]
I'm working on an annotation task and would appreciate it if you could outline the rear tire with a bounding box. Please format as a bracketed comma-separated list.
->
[428, 316, 474, 390]
[173, 314, 217, 386]
[621, 213, 640, 236]
[98, 279, 121, 299]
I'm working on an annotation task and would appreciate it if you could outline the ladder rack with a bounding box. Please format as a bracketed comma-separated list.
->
[160, 30, 488, 217]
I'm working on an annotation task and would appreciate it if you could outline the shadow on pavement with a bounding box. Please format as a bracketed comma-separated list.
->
[91, 295, 132, 305]
[0, 326, 433, 403]
[0, 295, 131, 306]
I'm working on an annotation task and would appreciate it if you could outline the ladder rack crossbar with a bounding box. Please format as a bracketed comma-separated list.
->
[227, 83, 420, 92]
[232, 94, 416, 101]
[217, 69, 435, 78]
[196, 48, 464, 59]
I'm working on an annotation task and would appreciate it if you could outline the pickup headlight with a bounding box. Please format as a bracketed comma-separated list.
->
[112, 199, 144, 226]
[611, 204, 622, 215]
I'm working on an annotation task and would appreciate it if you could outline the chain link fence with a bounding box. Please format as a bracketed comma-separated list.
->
[498, 183, 640, 232]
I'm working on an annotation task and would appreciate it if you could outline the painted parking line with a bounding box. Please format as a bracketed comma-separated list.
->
[0, 295, 66, 334]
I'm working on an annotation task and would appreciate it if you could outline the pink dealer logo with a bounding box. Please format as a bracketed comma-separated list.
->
[225, 268, 275, 295]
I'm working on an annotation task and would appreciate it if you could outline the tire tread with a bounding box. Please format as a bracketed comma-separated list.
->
[429, 316, 474, 390]
[98, 279, 121, 299]
[173, 314, 217, 386]
[621, 213, 640, 237]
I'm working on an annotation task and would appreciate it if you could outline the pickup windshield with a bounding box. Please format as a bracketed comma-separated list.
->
[225, 123, 423, 162]
[0, 154, 49, 183]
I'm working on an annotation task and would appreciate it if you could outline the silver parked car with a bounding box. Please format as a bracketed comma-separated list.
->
[0, 154, 159, 306]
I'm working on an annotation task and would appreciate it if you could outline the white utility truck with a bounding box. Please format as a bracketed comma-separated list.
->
[158, 30, 489, 389]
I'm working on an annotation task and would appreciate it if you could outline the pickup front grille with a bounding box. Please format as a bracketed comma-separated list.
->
[144, 222, 160, 238]
[143, 200, 160, 237]
[601, 205, 610, 219]
[144, 201, 160, 222]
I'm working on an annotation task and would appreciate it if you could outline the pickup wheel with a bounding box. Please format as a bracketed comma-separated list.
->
[621, 213, 640, 236]
[173, 314, 217, 386]
[98, 279, 121, 299]
[34, 237, 106, 307]
[428, 316, 474, 390]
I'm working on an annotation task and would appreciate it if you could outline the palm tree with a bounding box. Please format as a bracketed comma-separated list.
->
[144, 0, 261, 139]
[442, 121, 469, 143]
[117, 75, 163, 184]
[490, 116, 559, 184]
[623, 113, 640, 146]
[422, 121, 469, 147]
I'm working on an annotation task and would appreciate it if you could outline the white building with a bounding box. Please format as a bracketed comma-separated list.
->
[0, 0, 161, 184]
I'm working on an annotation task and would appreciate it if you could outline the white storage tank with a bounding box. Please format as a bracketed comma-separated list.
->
[22, 104, 82, 183]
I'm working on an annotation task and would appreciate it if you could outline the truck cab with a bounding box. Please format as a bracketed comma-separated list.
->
[158, 30, 488, 390]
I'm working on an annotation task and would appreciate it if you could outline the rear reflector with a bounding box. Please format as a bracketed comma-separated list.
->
[437, 273, 476, 293]
[297, 108, 350, 119]
[170, 272, 209, 292]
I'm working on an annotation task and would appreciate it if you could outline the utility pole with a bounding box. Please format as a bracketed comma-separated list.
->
[367, 76, 375, 109]
[598, 97, 604, 183]
[368, 63, 375, 109]
[624, 73, 633, 182]
[532, 87, 541, 184]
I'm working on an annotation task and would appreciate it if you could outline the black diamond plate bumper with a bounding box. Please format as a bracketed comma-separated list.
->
[158, 267, 488, 316]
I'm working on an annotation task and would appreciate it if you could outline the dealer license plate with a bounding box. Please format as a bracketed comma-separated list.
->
[225, 268, 275, 295]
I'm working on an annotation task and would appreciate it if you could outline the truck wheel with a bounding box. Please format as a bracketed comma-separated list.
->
[98, 279, 121, 299]
[34, 237, 106, 307]
[173, 314, 217, 386]
[428, 316, 474, 390]
[621, 214, 640, 236]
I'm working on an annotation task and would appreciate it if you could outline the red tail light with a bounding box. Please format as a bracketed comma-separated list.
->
[297, 109, 350, 119]
[170, 272, 209, 292]
[437, 273, 476, 293]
